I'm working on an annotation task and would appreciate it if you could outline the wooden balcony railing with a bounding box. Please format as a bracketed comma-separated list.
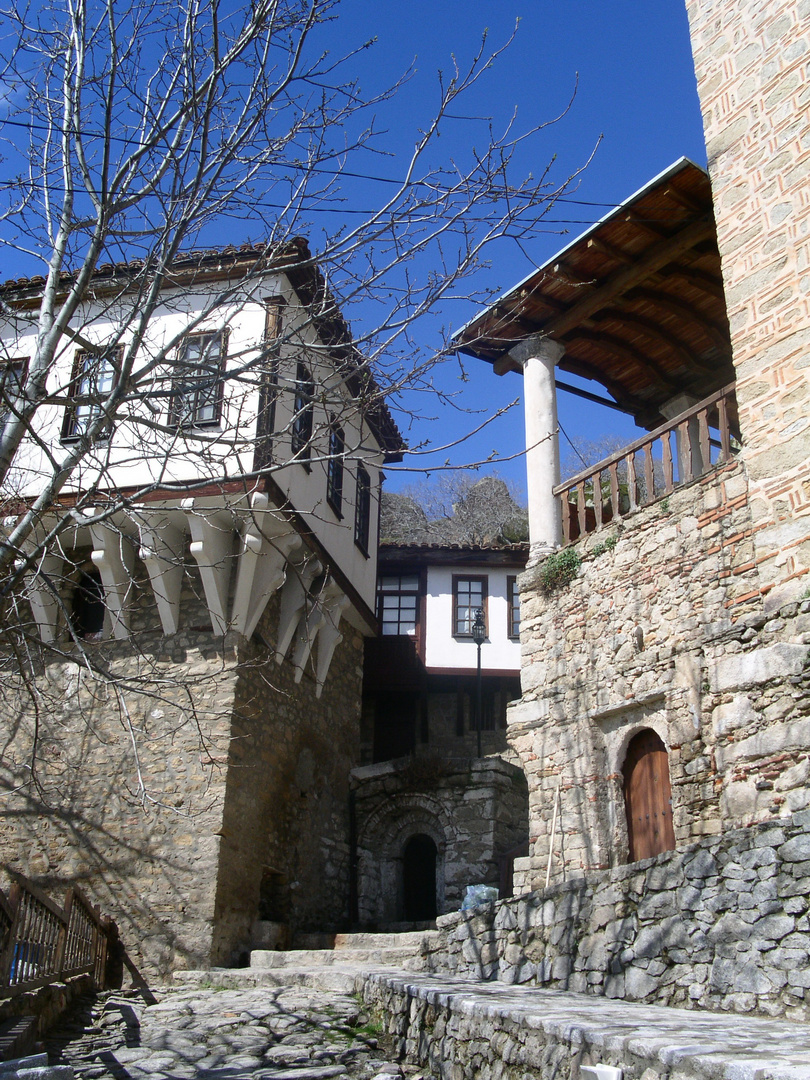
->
[555, 383, 739, 544]
[0, 871, 112, 997]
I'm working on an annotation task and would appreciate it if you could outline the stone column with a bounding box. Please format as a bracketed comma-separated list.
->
[508, 335, 565, 557]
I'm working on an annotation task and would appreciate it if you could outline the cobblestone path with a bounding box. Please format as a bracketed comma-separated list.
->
[44, 982, 428, 1080]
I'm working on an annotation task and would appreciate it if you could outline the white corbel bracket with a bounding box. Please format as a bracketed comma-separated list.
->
[138, 518, 186, 636]
[19, 551, 65, 643]
[231, 493, 302, 639]
[314, 589, 350, 698]
[184, 502, 234, 636]
[275, 556, 323, 665]
[291, 577, 346, 690]
[89, 523, 137, 640]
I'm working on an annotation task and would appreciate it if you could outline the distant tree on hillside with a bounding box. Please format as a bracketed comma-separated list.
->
[381, 472, 528, 546]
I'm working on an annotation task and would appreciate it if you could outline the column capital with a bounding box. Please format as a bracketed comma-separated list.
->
[508, 334, 565, 369]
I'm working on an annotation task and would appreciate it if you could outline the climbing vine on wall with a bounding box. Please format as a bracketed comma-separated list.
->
[539, 548, 582, 593]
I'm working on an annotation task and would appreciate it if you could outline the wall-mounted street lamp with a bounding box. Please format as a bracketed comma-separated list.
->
[472, 607, 486, 758]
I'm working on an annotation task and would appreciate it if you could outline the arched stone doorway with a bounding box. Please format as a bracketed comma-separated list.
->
[622, 728, 675, 862]
[402, 833, 437, 921]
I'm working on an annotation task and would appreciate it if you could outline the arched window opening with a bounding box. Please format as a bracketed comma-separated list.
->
[402, 833, 437, 922]
[71, 569, 105, 639]
[622, 728, 676, 862]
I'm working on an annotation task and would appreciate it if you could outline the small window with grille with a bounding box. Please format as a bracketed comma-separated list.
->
[452, 575, 487, 638]
[377, 574, 420, 636]
[168, 331, 226, 428]
[507, 575, 521, 639]
[354, 464, 371, 555]
[326, 423, 345, 517]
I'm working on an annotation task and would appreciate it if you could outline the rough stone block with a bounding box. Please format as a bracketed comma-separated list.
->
[779, 835, 810, 862]
[709, 643, 810, 693]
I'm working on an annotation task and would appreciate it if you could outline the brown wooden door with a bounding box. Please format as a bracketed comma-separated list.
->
[623, 729, 676, 862]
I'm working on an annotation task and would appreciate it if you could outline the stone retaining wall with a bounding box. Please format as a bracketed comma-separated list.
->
[0, 567, 365, 978]
[512, 459, 810, 883]
[0, 974, 93, 1045]
[361, 969, 810, 1080]
[426, 809, 810, 1020]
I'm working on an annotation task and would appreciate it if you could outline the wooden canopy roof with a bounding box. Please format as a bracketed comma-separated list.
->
[454, 158, 734, 431]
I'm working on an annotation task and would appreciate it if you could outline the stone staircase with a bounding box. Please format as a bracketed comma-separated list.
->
[250, 930, 441, 973]
[175, 929, 442, 993]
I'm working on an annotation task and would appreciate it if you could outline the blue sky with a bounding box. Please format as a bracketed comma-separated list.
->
[0, 1, 708, 500]
[321, 1, 708, 496]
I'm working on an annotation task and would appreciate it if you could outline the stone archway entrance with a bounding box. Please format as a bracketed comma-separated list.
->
[622, 728, 675, 862]
[402, 834, 437, 921]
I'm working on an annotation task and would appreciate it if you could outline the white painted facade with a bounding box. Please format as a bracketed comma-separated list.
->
[377, 549, 525, 675]
[423, 564, 522, 673]
[3, 253, 401, 691]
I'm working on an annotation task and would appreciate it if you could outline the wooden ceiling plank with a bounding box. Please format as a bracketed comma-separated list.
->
[597, 306, 705, 373]
[573, 327, 680, 393]
[628, 288, 731, 355]
[541, 218, 715, 338]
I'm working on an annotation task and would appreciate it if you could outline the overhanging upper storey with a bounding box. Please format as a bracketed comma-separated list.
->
[453, 158, 734, 432]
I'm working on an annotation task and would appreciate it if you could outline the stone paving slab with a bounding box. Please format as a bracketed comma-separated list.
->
[44, 981, 429, 1080]
[363, 970, 810, 1080]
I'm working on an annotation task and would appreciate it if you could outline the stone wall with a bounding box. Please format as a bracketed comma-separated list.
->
[212, 594, 364, 961]
[512, 460, 810, 882]
[428, 808, 810, 1019]
[0, 973, 94, 1047]
[352, 756, 528, 925]
[684, 0, 810, 606]
[0, 563, 365, 978]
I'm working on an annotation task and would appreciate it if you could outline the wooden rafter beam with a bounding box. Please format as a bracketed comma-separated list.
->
[541, 217, 715, 338]
[587, 236, 636, 266]
[572, 328, 679, 395]
[662, 185, 705, 215]
[623, 211, 669, 240]
[654, 265, 727, 302]
[628, 288, 731, 355]
[594, 306, 703, 373]
[557, 352, 654, 420]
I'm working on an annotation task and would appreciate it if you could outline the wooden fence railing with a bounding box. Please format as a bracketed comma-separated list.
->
[555, 383, 739, 544]
[0, 871, 112, 997]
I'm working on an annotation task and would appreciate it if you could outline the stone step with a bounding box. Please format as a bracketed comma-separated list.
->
[250, 946, 425, 969]
[332, 931, 440, 950]
[175, 967, 369, 994]
[366, 970, 810, 1080]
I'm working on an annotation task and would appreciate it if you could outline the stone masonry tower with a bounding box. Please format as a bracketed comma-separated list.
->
[685, 0, 810, 609]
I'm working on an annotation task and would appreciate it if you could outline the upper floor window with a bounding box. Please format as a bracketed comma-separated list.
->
[507, 575, 520, 639]
[62, 348, 120, 442]
[453, 575, 487, 638]
[0, 358, 26, 430]
[326, 423, 345, 517]
[291, 361, 314, 466]
[355, 464, 371, 555]
[169, 331, 226, 428]
[378, 573, 419, 635]
[254, 297, 285, 472]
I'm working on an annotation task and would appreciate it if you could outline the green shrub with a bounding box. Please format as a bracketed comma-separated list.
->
[539, 548, 582, 593]
[591, 533, 618, 558]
